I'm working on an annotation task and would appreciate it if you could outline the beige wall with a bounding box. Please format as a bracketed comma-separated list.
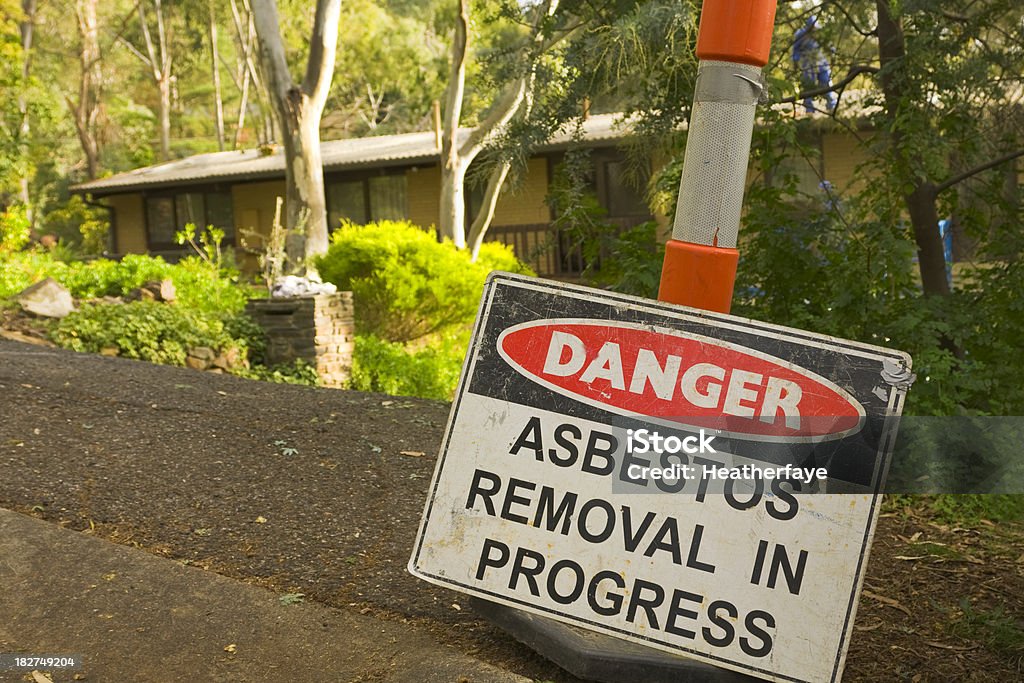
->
[493, 157, 550, 226]
[105, 194, 147, 254]
[822, 131, 873, 195]
[232, 180, 287, 243]
[406, 165, 440, 229]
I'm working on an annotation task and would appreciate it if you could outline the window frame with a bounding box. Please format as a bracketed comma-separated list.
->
[325, 168, 409, 230]
[143, 185, 235, 251]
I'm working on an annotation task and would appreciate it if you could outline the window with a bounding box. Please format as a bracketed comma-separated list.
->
[328, 180, 367, 227]
[602, 160, 650, 218]
[368, 176, 407, 221]
[144, 190, 234, 249]
[326, 173, 407, 229]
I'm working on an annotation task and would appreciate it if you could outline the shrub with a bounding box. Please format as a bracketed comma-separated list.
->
[0, 205, 31, 252]
[233, 360, 321, 386]
[315, 220, 531, 342]
[349, 333, 467, 401]
[51, 302, 249, 366]
[0, 250, 256, 314]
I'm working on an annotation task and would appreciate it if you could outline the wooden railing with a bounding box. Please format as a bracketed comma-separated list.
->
[485, 217, 651, 279]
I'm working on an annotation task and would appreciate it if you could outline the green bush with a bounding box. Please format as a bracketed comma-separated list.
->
[349, 333, 467, 401]
[0, 205, 31, 252]
[233, 360, 321, 386]
[315, 220, 531, 342]
[51, 301, 250, 366]
[0, 251, 256, 314]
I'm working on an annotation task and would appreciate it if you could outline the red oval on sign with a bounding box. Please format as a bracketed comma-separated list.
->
[496, 319, 864, 441]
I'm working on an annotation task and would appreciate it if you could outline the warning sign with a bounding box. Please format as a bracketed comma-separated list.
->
[409, 273, 912, 683]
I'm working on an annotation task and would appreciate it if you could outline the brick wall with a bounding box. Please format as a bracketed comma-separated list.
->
[245, 293, 355, 388]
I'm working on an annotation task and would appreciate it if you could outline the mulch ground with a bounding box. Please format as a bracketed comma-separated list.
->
[0, 339, 1021, 682]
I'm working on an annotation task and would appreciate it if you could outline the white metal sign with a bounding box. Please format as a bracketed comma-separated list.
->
[409, 273, 912, 683]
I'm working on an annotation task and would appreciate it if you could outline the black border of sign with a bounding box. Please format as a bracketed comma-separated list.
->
[409, 272, 911, 683]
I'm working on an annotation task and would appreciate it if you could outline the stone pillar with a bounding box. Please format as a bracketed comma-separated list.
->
[245, 293, 355, 388]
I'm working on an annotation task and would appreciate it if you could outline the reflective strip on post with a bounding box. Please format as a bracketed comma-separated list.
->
[658, 0, 777, 313]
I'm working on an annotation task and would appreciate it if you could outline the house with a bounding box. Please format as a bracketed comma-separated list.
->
[71, 112, 872, 278]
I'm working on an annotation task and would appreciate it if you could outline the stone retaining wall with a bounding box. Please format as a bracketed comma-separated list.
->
[245, 293, 354, 388]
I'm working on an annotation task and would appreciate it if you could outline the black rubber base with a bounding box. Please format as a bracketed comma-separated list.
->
[470, 598, 760, 683]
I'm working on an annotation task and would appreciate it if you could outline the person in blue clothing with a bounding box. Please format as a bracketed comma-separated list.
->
[793, 15, 837, 114]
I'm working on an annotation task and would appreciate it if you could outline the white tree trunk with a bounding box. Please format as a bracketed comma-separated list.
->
[252, 0, 340, 274]
[468, 161, 511, 260]
[438, 0, 470, 247]
[439, 0, 560, 251]
[71, 0, 102, 179]
[18, 0, 36, 222]
[209, 0, 225, 151]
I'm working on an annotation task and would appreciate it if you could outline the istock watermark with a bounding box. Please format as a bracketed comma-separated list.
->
[625, 428, 717, 455]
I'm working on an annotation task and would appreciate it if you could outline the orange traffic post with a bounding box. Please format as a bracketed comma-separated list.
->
[658, 0, 778, 313]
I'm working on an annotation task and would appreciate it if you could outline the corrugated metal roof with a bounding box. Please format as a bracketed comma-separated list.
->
[71, 113, 630, 196]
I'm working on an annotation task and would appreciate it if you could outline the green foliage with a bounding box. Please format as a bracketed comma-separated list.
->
[0, 251, 254, 314]
[929, 495, 1024, 525]
[950, 599, 1024, 658]
[38, 195, 110, 255]
[175, 223, 227, 269]
[584, 221, 665, 299]
[547, 152, 663, 298]
[349, 332, 466, 401]
[233, 360, 321, 387]
[0, 204, 30, 252]
[50, 301, 247, 366]
[316, 220, 530, 343]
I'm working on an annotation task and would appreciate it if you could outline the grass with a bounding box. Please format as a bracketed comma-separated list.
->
[951, 600, 1024, 660]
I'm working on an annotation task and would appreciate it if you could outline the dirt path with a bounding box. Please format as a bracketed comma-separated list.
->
[1, 340, 1021, 682]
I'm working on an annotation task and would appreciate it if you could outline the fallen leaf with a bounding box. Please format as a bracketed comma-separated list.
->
[255, 516, 267, 524]
[862, 590, 913, 617]
[224, 643, 237, 654]
[381, 400, 394, 406]
[400, 450, 425, 458]
[924, 641, 978, 651]
[31, 672, 54, 683]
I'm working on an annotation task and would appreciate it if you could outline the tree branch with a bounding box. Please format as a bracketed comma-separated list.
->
[825, 0, 876, 37]
[250, 0, 294, 103]
[442, 0, 469, 168]
[301, 0, 341, 113]
[935, 148, 1024, 194]
[775, 64, 879, 105]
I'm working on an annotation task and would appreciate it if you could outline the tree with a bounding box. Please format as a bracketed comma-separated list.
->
[872, 0, 1024, 299]
[251, 0, 341, 275]
[208, 0, 225, 151]
[118, 0, 175, 161]
[227, 0, 275, 147]
[439, 0, 571, 256]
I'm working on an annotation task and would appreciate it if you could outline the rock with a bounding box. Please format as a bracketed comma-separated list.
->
[185, 355, 210, 371]
[212, 346, 243, 371]
[152, 278, 176, 302]
[189, 346, 216, 361]
[16, 278, 75, 318]
[127, 279, 176, 303]
[270, 275, 337, 298]
[100, 347, 120, 357]
[0, 329, 56, 347]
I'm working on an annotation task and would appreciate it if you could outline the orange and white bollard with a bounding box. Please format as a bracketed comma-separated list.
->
[658, 0, 778, 313]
